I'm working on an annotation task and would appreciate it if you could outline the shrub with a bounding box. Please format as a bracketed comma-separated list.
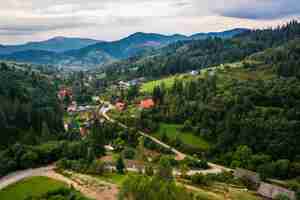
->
[122, 147, 136, 160]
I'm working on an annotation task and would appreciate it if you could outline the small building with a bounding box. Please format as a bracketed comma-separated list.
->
[104, 145, 115, 151]
[58, 88, 72, 101]
[234, 168, 261, 186]
[189, 70, 199, 76]
[139, 99, 155, 109]
[80, 127, 88, 137]
[257, 182, 296, 200]
[116, 102, 126, 111]
[67, 104, 77, 113]
[64, 123, 69, 131]
[119, 81, 131, 88]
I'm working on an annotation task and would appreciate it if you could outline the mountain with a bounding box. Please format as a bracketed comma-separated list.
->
[65, 32, 189, 60]
[190, 28, 250, 40]
[103, 21, 300, 79]
[0, 37, 101, 55]
[0, 29, 249, 67]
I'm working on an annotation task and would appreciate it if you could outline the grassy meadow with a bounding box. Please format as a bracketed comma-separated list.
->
[0, 176, 67, 200]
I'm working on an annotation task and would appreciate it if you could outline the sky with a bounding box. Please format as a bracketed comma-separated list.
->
[0, 0, 299, 44]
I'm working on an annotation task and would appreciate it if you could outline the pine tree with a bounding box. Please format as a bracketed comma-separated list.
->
[116, 156, 126, 174]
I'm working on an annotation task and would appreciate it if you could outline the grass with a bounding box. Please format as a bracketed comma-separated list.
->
[96, 172, 136, 186]
[141, 74, 195, 93]
[0, 176, 67, 200]
[230, 189, 262, 200]
[154, 123, 210, 150]
[140, 62, 243, 94]
[187, 183, 262, 200]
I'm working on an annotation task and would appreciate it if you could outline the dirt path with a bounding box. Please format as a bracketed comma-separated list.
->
[0, 166, 118, 200]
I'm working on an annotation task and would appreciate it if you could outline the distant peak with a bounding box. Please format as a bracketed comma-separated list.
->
[53, 36, 66, 39]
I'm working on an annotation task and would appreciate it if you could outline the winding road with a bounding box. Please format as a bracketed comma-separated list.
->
[99, 101, 231, 174]
[0, 101, 231, 199]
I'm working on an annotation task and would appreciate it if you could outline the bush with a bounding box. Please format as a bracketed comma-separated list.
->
[20, 151, 39, 168]
[191, 173, 211, 186]
[275, 194, 291, 200]
[88, 160, 105, 175]
[122, 147, 136, 160]
[182, 156, 209, 169]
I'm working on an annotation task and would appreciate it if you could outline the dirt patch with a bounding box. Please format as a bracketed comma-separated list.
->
[46, 171, 119, 200]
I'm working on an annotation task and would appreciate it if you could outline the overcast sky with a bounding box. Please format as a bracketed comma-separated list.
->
[0, 0, 299, 44]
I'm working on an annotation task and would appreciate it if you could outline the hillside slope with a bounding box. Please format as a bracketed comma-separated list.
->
[0, 29, 248, 67]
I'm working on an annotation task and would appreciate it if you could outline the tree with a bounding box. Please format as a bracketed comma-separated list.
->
[119, 175, 193, 200]
[20, 151, 39, 169]
[41, 121, 52, 142]
[275, 159, 290, 179]
[182, 120, 193, 132]
[231, 145, 253, 169]
[88, 160, 105, 175]
[145, 164, 154, 176]
[157, 156, 173, 180]
[116, 156, 126, 174]
[122, 147, 136, 160]
[161, 129, 168, 143]
[275, 194, 291, 200]
[87, 120, 105, 156]
[137, 136, 145, 161]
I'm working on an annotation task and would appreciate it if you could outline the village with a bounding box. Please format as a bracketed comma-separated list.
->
[55, 70, 298, 200]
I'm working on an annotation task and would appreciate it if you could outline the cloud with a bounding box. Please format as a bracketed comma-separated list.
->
[215, 0, 300, 20]
[0, 0, 299, 44]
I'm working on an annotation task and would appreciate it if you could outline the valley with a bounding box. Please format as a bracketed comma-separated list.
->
[0, 20, 300, 200]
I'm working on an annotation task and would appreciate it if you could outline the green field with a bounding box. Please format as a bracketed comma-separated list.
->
[0, 176, 67, 200]
[154, 123, 210, 150]
[96, 172, 136, 186]
[140, 62, 244, 93]
[141, 74, 198, 93]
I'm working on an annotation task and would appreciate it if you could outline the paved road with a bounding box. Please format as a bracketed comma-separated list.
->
[99, 102, 232, 173]
[0, 166, 118, 200]
[0, 166, 55, 190]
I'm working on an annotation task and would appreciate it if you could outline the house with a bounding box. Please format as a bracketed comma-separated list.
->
[67, 104, 77, 113]
[80, 127, 88, 137]
[234, 168, 261, 186]
[104, 145, 115, 151]
[140, 99, 155, 109]
[189, 70, 199, 76]
[64, 123, 69, 131]
[116, 102, 126, 111]
[58, 88, 72, 101]
[119, 81, 131, 88]
[257, 182, 296, 200]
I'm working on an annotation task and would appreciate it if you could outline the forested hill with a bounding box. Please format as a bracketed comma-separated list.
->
[0, 62, 64, 150]
[246, 38, 300, 78]
[136, 37, 300, 180]
[0, 29, 248, 68]
[104, 21, 300, 79]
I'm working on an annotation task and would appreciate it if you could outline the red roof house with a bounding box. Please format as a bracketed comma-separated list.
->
[139, 99, 155, 109]
[116, 102, 126, 111]
[58, 88, 72, 100]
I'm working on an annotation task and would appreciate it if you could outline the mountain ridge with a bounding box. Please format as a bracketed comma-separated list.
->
[0, 37, 101, 55]
[0, 28, 250, 67]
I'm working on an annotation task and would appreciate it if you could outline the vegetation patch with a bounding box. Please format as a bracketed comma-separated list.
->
[154, 123, 210, 150]
[0, 176, 67, 200]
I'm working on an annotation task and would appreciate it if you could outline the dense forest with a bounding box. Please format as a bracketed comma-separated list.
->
[104, 21, 300, 80]
[134, 32, 300, 180]
[0, 62, 64, 149]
